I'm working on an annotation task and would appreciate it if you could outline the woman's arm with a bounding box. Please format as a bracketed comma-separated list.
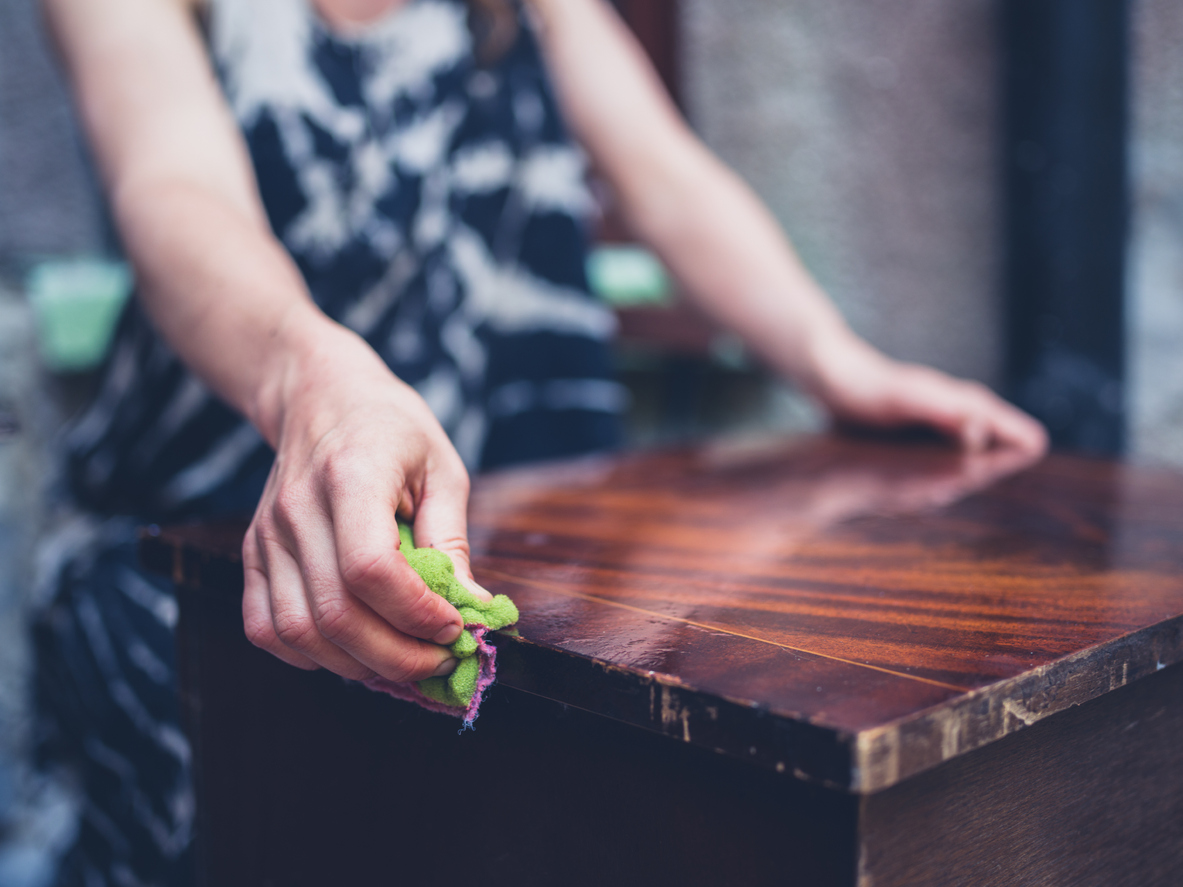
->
[528, 0, 1047, 454]
[45, 0, 478, 681]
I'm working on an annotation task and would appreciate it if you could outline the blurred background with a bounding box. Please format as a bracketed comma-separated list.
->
[0, 0, 1181, 882]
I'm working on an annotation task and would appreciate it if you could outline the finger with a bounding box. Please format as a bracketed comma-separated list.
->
[982, 401, 1049, 455]
[258, 526, 379, 681]
[308, 585, 457, 683]
[242, 528, 319, 671]
[892, 372, 1041, 455]
[880, 369, 977, 442]
[290, 512, 458, 682]
[327, 470, 464, 645]
[412, 463, 494, 602]
[960, 441, 1043, 489]
[943, 379, 1047, 455]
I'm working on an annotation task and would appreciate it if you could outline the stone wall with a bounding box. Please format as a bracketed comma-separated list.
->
[682, 0, 1182, 465]
[0, 0, 1179, 454]
[0, 0, 103, 260]
[681, 0, 1002, 387]
[1130, 0, 1183, 468]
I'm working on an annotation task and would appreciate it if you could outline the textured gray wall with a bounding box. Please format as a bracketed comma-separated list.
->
[1130, 0, 1183, 468]
[0, 4, 94, 870]
[0, 0, 1179, 450]
[0, 0, 103, 260]
[681, 0, 1003, 387]
[683, 0, 1183, 463]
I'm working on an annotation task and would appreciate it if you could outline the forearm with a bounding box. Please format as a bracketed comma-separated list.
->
[43, 0, 354, 447]
[113, 177, 350, 447]
[529, 0, 853, 392]
[618, 145, 856, 393]
[533, 0, 1046, 454]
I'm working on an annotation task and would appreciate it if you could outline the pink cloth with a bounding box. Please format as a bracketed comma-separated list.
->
[362, 625, 499, 728]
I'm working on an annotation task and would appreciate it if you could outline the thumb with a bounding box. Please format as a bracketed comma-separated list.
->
[412, 472, 494, 603]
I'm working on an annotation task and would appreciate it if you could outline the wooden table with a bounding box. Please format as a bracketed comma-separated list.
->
[141, 435, 1183, 887]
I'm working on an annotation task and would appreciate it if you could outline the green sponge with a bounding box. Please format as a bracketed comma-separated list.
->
[398, 523, 519, 709]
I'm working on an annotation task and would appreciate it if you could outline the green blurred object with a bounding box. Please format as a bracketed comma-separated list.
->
[586, 245, 671, 306]
[27, 258, 133, 372]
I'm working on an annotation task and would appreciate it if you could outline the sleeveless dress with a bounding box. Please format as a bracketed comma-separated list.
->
[34, 3, 622, 883]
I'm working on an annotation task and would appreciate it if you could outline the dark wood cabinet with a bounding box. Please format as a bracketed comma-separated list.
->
[142, 436, 1183, 886]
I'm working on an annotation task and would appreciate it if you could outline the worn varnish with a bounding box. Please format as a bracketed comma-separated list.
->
[142, 435, 1183, 793]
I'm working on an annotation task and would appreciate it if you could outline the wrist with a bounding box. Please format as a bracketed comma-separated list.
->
[749, 300, 855, 396]
[248, 304, 347, 448]
[794, 317, 876, 403]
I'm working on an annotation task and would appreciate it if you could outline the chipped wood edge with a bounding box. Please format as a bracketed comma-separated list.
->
[491, 633, 858, 789]
[142, 527, 1183, 795]
[851, 617, 1183, 793]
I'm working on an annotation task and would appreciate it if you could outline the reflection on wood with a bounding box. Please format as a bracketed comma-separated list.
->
[143, 435, 1183, 791]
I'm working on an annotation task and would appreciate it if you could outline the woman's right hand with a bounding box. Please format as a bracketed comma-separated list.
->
[43, 0, 484, 683]
[240, 312, 487, 683]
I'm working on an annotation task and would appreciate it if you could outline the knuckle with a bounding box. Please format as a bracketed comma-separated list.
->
[242, 524, 260, 564]
[339, 547, 398, 593]
[447, 538, 472, 563]
[449, 466, 471, 495]
[382, 646, 428, 683]
[273, 609, 318, 651]
[321, 451, 365, 497]
[399, 594, 451, 638]
[311, 596, 359, 646]
[243, 613, 278, 651]
[253, 518, 283, 552]
[444, 475, 471, 503]
[271, 483, 309, 529]
[319, 443, 405, 504]
[341, 664, 378, 683]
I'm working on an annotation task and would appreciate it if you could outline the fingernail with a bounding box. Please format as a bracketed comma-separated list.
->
[432, 657, 458, 677]
[433, 622, 462, 645]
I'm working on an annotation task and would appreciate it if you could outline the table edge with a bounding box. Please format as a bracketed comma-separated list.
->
[140, 526, 1183, 794]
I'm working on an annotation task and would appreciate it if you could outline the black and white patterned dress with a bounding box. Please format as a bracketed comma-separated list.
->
[35, 2, 623, 883]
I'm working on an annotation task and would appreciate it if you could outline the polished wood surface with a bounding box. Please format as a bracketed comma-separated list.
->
[142, 435, 1183, 792]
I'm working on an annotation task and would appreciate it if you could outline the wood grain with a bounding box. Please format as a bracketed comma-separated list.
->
[860, 662, 1183, 886]
[142, 434, 1183, 791]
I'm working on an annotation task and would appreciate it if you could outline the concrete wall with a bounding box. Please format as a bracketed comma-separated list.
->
[0, 0, 1179, 448]
[681, 0, 1003, 387]
[0, 0, 103, 260]
[1130, 0, 1183, 468]
[0, 6, 92, 874]
[682, 0, 1182, 465]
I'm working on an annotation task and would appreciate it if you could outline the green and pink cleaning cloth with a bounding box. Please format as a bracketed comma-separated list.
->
[363, 524, 519, 727]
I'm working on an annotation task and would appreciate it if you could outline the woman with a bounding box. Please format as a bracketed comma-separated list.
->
[36, 0, 1047, 883]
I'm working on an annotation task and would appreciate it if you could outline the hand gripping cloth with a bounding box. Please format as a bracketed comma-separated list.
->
[363, 524, 519, 727]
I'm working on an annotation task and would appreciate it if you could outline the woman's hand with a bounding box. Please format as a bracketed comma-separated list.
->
[531, 0, 1047, 459]
[240, 315, 489, 682]
[802, 326, 1049, 455]
[45, 0, 489, 681]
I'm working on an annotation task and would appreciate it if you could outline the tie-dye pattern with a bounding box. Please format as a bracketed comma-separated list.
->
[36, 4, 623, 883]
[65, 0, 623, 523]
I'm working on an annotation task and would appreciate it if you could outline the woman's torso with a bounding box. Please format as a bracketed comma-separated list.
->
[65, 0, 623, 522]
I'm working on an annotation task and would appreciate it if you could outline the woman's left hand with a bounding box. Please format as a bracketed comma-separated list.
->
[803, 327, 1049, 456]
[529, 0, 1049, 460]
